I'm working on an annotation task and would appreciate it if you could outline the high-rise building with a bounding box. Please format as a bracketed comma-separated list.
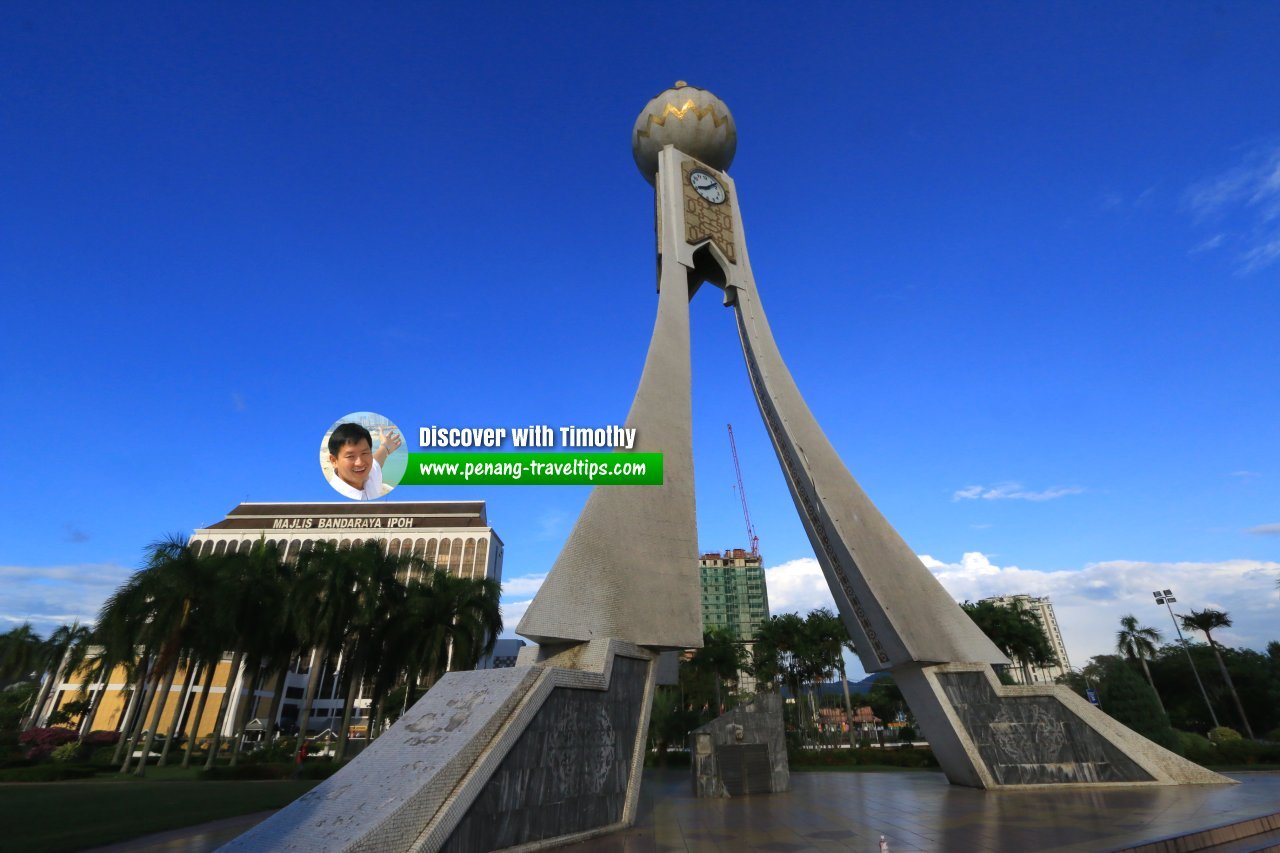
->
[699, 548, 769, 694]
[978, 593, 1071, 685]
[699, 548, 770, 640]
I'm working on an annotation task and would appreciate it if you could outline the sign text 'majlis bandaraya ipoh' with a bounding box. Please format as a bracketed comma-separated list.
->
[269, 516, 417, 530]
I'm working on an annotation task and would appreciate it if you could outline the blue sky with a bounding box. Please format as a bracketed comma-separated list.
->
[3, 3, 1277, 677]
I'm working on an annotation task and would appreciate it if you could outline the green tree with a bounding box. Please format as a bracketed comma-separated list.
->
[119, 535, 221, 776]
[1115, 614, 1165, 714]
[751, 613, 806, 733]
[1094, 655, 1179, 752]
[1, 624, 44, 688]
[805, 608, 858, 748]
[1, 624, 45, 728]
[222, 539, 300, 766]
[28, 622, 92, 729]
[332, 541, 410, 761]
[1179, 609, 1255, 739]
[687, 626, 744, 715]
[372, 565, 501, 734]
[646, 685, 699, 764]
[961, 600, 1057, 683]
[1146, 642, 1223, 733]
[91, 572, 156, 764]
[290, 540, 367, 761]
[800, 609, 846, 745]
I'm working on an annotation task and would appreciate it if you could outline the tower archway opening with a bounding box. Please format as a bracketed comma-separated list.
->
[688, 242, 729, 291]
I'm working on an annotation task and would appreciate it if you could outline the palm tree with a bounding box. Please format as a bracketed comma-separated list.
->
[87, 565, 165, 769]
[1179, 608, 1255, 739]
[377, 567, 502, 732]
[2, 623, 46, 727]
[797, 610, 843, 743]
[290, 540, 366, 761]
[1, 623, 44, 688]
[688, 626, 744, 716]
[224, 540, 295, 766]
[27, 622, 92, 729]
[751, 613, 807, 737]
[803, 608, 857, 748]
[125, 535, 217, 776]
[961, 600, 1057, 683]
[1115, 614, 1165, 715]
[156, 651, 198, 766]
[332, 541, 410, 761]
[203, 541, 281, 768]
[91, 574, 154, 763]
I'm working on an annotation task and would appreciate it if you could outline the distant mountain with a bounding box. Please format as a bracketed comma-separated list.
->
[779, 672, 890, 700]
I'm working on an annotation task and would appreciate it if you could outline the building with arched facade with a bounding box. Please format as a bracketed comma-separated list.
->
[35, 501, 503, 745]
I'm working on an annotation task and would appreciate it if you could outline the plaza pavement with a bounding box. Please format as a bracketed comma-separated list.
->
[86, 768, 1280, 852]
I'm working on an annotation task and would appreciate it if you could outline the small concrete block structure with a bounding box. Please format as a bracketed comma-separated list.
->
[690, 693, 789, 798]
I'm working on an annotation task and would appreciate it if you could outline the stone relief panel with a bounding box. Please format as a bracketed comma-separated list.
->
[441, 656, 649, 851]
[937, 671, 1153, 785]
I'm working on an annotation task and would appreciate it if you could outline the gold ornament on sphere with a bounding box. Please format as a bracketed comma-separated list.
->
[632, 81, 737, 185]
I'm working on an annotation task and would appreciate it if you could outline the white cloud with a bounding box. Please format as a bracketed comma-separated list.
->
[1246, 523, 1280, 536]
[499, 599, 533, 638]
[0, 562, 134, 635]
[953, 482, 1085, 502]
[924, 552, 1279, 664]
[1231, 470, 1262, 479]
[502, 573, 546, 597]
[1190, 233, 1225, 254]
[1185, 140, 1280, 273]
[498, 573, 546, 638]
[764, 558, 839, 615]
[762, 553, 1280, 671]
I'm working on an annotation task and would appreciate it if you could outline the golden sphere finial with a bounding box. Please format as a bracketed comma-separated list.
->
[632, 83, 737, 185]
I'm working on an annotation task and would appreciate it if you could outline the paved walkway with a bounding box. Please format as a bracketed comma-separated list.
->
[88, 769, 1280, 852]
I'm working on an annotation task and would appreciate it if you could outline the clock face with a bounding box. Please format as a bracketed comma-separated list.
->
[689, 169, 726, 204]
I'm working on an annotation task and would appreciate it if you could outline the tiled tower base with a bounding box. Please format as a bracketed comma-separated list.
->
[220, 640, 656, 852]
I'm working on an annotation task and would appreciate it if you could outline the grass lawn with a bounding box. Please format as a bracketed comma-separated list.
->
[0, 776, 320, 853]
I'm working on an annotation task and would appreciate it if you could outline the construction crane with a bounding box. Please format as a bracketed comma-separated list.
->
[726, 423, 760, 558]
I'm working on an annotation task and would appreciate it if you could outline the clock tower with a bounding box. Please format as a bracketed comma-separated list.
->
[525, 80, 1228, 790]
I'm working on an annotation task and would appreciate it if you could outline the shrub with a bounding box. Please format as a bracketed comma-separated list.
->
[252, 737, 298, 763]
[297, 759, 343, 780]
[82, 730, 120, 747]
[50, 741, 86, 763]
[200, 762, 290, 781]
[1267, 728, 1280, 744]
[17, 727, 78, 761]
[1208, 726, 1242, 744]
[1175, 731, 1217, 765]
[1096, 658, 1179, 752]
[88, 746, 118, 768]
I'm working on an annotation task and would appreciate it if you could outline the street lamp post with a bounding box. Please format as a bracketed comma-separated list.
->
[1152, 589, 1220, 729]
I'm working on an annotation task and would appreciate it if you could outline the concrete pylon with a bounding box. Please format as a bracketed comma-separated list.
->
[514, 186, 702, 649]
[610, 82, 1228, 789]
